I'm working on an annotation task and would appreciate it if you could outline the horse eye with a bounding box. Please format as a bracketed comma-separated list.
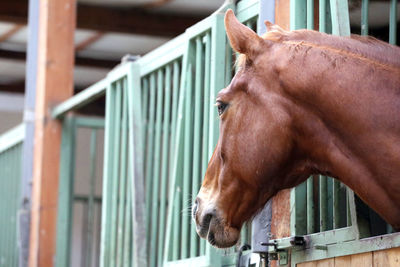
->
[217, 101, 228, 116]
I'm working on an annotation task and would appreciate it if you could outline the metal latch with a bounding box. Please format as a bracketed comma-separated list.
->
[262, 236, 306, 266]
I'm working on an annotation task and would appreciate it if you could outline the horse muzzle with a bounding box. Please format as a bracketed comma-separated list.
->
[192, 197, 240, 248]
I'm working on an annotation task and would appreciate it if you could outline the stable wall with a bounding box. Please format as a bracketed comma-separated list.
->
[298, 247, 400, 267]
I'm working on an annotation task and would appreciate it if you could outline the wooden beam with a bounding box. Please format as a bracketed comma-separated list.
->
[0, 48, 119, 68]
[29, 0, 76, 266]
[0, 24, 23, 42]
[0, 0, 205, 37]
[75, 31, 104, 52]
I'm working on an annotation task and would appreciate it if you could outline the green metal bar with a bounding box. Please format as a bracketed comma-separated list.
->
[333, 179, 340, 229]
[74, 117, 105, 129]
[200, 31, 211, 255]
[307, 0, 314, 29]
[141, 78, 149, 167]
[0, 124, 25, 154]
[319, 0, 326, 32]
[169, 61, 182, 261]
[127, 62, 147, 266]
[158, 64, 172, 263]
[190, 37, 204, 257]
[319, 175, 328, 232]
[150, 69, 164, 267]
[52, 78, 107, 119]
[330, 0, 351, 36]
[100, 81, 116, 267]
[109, 81, 123, 267]
[389, 0, 397, 45]
[123, 169, 132, 267]
[145, 73, 156, 248]
[307, 177, 314, 234]
[81, 203, 89, 267]
[290, 0, 307, 30]
[55, 117, 76, 267]
[116, 81, 128, 267]
[181, 63, 194, 259]
[85, 129, 97, 267]
[163, 45, 189, 263]
[291, 181, 307, 236]
[361, 0, 369, 36]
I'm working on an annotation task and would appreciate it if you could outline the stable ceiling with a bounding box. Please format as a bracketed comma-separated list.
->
[0, 0, 224, 93]
[0, 0, 398, 95]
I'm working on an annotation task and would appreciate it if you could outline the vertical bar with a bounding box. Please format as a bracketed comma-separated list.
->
[145, 74, 156, 247]
[164, 43, 189, 262]
[81, 202, 89, 267]
[169, 61, 182, 261]
[109, 81, 122, 267]
[86, 129, 97, 267]
[123, 169, 132, 267]
[307, 177, 314, 234]
[291, 181, 307, 235]
[181, 64, 194, 259]
[319, 0, 327, 32]
[319, 175, 327, 232]
[100, 82, 116, 267]
[55, 117, 76, 267]
[200, 31, 211, 255]
[333, 179, 340, 228]
[190, 37, 204, 257]
[361, 0, 369, 36]
[158, 65, 172, 262]
[290, 0, 307, 30]
[307, 0, 314, 29]
[330, 0, 351, 36]
[150, 69, 164, 267]
[116, 82, 129, 267]
[141, 78, 149, 163]
[389, 0, 397, 45]
[127, 62, 147, 266]
[346, 190, 351, 226]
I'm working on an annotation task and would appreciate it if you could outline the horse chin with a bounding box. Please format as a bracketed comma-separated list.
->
[207, 219, 240, 248]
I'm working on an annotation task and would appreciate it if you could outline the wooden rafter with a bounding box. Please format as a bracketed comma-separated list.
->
[0, 0, 205, 37]
[75, 31, 105, 52]
[0, 24, 23, 42]
[0, 48, 119, 68]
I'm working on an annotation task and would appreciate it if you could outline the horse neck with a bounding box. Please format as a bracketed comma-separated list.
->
[274, 44, 400, 227]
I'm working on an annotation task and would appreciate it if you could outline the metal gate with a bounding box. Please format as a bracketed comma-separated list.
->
[0, 124, 24, 267]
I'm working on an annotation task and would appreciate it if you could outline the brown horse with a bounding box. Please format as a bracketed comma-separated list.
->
[192, 9, 400, 248]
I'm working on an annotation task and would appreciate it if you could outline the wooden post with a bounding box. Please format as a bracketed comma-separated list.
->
[29, 0, 76, 266]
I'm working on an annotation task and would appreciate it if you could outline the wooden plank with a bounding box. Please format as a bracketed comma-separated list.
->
[334, 255, 351, 267]
[351, 252, 373, 267]
[298, 261, 317, 267]
[316, 258, 334, 267]
[0, 0, 205, 37]
[28, 0, 76, 266]
[373, 247, 400, 267]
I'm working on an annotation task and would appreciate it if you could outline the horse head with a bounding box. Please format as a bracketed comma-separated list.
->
[192, 10, 313, 248]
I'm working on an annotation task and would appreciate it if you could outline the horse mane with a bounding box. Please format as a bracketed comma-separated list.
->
[236, 26, 400, 70]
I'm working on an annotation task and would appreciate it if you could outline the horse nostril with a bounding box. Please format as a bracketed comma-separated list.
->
[201, 211, 214, 232]
[192, 203, 198, 219]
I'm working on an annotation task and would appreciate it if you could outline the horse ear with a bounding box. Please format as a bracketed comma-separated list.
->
[224, 9, 262, 55]
[264, 21, 285, 33]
